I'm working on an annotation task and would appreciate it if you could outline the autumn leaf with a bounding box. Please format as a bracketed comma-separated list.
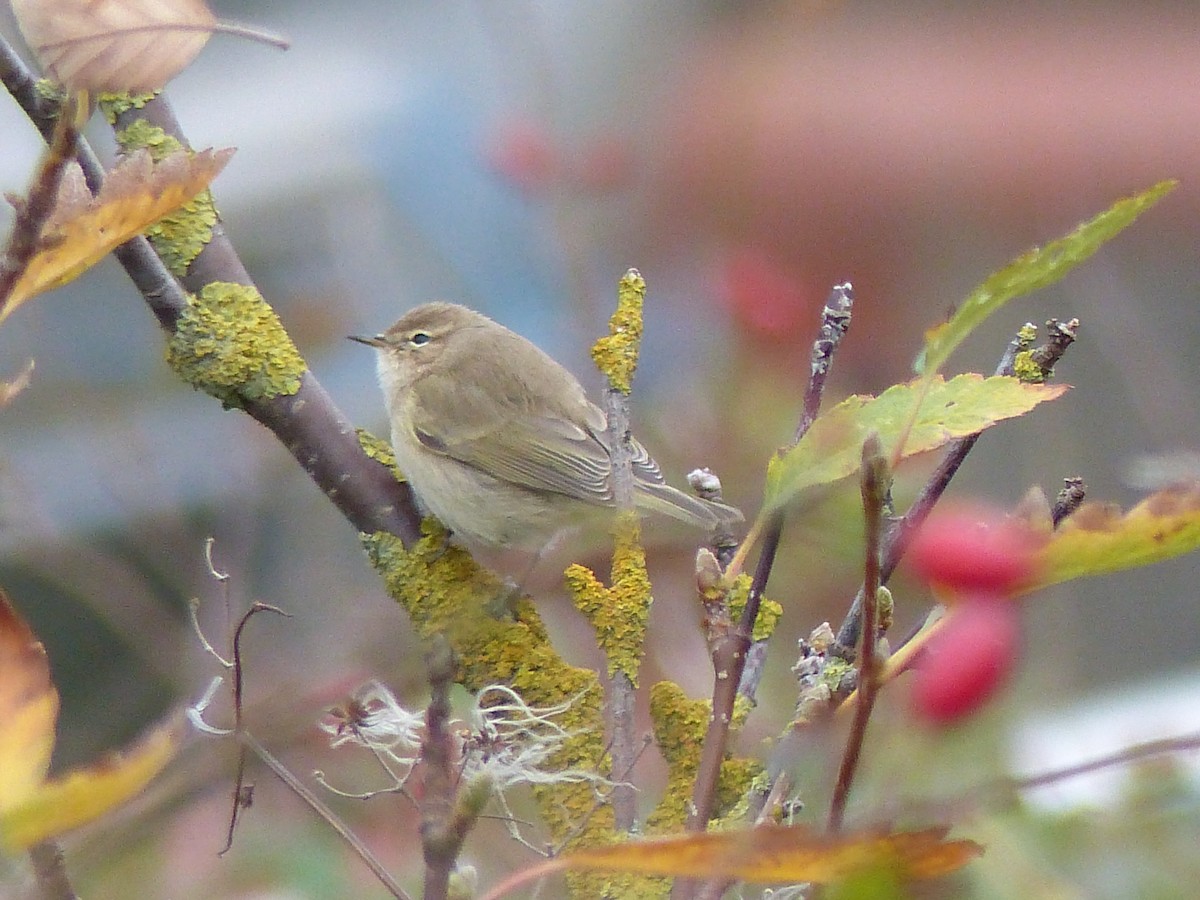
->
[480, 825, 982, 899]
[0, 588, 179, 852]
[1020, 483, 1200, 593]
[0, 147, 233, 323]
[763, 374, 1068, 511]
[915, 180, 1176, 375]
[0, 590, 58, 818]
[11, 0, 218, 92]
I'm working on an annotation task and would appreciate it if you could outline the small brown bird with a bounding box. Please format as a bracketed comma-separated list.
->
[351, 302, 742, 549]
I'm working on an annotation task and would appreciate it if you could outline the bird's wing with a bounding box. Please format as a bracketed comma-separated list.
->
[409, 371, 615, 504]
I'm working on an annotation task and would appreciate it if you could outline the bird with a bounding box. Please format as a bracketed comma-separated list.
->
[351, 302, 742, 550]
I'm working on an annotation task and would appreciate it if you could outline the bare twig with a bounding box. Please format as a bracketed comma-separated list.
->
[421, 637, 459, 900]
[28, 841, 78, 900]
[827, 435, 888, 833]
[219, 602, 290, 856]
[1052, 475, 1087, 525]
[682, 284, 854, 850]
[241, 730, 412, 900]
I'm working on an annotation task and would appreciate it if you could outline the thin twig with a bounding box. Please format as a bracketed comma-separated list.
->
[219, 602, 290, 856]
[421, 637, 459, 900]
[827, 435, 888, 833]
[28, 841, 78, 900]
[676, 285, 853, 900]
[241, 730, 412, 900]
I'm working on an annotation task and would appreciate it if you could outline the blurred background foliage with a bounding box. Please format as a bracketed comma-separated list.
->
[1, 1, 1198, 896]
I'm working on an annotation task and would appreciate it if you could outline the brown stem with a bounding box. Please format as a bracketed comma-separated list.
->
[421, 637, 458, 900]
[827, 435, 887, 832]
[28, 841, 78, 900]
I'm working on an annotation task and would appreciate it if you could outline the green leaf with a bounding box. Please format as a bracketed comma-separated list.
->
[1022, 484, 1200, 593]
[915, 180, 1177, 375]
[764, 375, 1067, 511]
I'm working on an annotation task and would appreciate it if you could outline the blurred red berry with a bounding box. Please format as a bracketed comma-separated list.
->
[485, 118, 560, 193]
[907, 505, 1038, 597]
[910, 597, 1020, 725]
[718, 245, 820, 341]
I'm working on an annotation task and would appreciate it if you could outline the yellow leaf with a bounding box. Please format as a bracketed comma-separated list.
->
[482, 825, 981, 898]
[1022, 483, 1200, 593]
[0, 716, 181, 852]
[11, 0, 217, 92]
[0, 591, 58, 817]
[1, 147, 233, 322]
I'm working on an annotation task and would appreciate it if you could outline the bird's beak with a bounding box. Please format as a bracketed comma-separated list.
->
[348, 334, 387, 348]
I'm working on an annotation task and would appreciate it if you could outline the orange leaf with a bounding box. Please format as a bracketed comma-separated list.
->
[0, 716, 181, 851]
[1, 147, 233, 322]
[11, 0, 217, 92]
[0, 589, 58, 815]
[482, 825, 982, 899]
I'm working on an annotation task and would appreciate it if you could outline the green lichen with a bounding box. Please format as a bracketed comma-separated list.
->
[33, 79, 65, 107]
[726, 573, 783, 642]
[109, 118, 219, 274]
[98, 91, 158, 125]
[822, 657, 856, 696]
[361, 529, 612, 857]
[1012, 350, 1046, 384]
[564, 513, 652, 683]
[166, 282, 305, 409]
[590, 268, 645, 394]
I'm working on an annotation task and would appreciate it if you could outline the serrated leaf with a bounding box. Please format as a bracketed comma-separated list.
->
[1021, 483, 1200, 593]
[764, 375, 1067, 511]
[916, 180, 1176, 375]
[0, 590, 58, 815]
[0, 716, 180, 851]
[484, 825, 982, 897]
[12, 0, 217, 92]
[1, 147, 232, 323]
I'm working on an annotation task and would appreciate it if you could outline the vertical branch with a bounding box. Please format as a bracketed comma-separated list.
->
[828, 435, 888, 832]
[590, 269, 646, 832]
[421, 637, 458, 900]
[683, 284, 855, 845]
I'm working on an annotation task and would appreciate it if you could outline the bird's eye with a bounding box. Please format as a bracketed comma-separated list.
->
[409, 331, 431, 347]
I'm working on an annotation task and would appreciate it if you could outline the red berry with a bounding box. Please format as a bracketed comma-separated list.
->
[718, 245, 819, 341]
[910, 598, 1020, 725]
[907, 506, 1038, 597]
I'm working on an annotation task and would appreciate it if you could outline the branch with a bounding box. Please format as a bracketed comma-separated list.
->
[0, 37, 421, 545]
[827, 434, 887, 832]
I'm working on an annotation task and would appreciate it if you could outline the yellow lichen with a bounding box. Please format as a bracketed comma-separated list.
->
[644, 682, 761, 835]
[356, 428, 400, 474]
[1012, 350, 1046, 384]
[564, 513, 652, 683]
[590, 268, 645, 394]
[108, 118, 220, 274]
[98, 91, 158, 124]
[166, 282, 305, 410]
[361, 529, 613, 853]
[725, 573, 783, 642]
